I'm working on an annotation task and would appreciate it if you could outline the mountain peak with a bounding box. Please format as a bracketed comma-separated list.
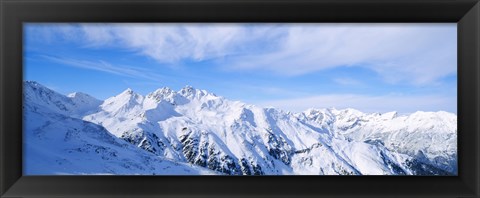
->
[380, 111, 398, 119]
[23, 81, 102, 116]
[331, 108, 364, 117]
[25, 80, 39, 86]
[67, 92, 96, 99]
[24, 80, 50, 91]
[115, 88, 139, 99]
[304, 108, 326, 114]
[178, 85, 216, 98]
[146, 87, 176, 103]
[122, 88, 134, 94]
[179, 85, 195, 96]
[67, 92, 102, 105]
[151, 87, 174, 96]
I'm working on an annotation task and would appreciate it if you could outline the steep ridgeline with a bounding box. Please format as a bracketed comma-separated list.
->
[24, 81, 217, 175]
[296, 109, 457, 175]
[24, 81, 457, 175]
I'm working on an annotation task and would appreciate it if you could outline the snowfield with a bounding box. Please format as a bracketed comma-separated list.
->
[23, 81, 457, 175]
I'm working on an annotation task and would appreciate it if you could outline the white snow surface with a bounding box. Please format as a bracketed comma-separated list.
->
[23, 81, 457, 175]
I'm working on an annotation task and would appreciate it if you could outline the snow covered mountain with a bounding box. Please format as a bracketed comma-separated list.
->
[23, 81, 457, 175]
[24, 81, 217, 175]
[296, 108, 457, 174]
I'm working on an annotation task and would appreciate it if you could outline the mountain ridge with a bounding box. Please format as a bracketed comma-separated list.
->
[23, 81, 457, 175]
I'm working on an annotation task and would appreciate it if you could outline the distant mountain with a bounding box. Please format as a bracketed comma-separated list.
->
[23, 81, 457, 175]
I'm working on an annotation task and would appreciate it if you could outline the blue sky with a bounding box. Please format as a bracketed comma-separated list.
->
[24, 23, 457, 114]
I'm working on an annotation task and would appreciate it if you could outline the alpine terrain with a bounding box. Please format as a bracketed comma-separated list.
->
[24, 81, 457, 175]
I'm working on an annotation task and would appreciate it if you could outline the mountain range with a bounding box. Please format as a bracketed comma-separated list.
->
[23, 81, 457, 175]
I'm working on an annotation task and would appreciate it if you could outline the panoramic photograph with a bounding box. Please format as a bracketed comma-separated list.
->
[23, 23, 457, 175]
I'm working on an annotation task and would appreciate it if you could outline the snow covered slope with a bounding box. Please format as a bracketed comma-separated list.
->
[24, 81, 457, 175]
[23, 81, 218, 175]
[296, 108, 457, 174]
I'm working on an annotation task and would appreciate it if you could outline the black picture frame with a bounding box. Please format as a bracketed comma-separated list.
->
[1, 0, 479, 197]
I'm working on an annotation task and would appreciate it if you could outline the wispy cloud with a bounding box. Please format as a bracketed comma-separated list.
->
[333, 77, 364, 86]
[228, 24, 457, 86]
[257, 94, 457, 114]
[30, 23, 456, 86]
[42, 55, 166, 82]
[34, 23, 281, 64]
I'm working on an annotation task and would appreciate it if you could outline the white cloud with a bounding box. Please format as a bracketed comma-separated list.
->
[257, 94, 457, 114]
[69, 24, 271, 63]
[32, 23, 456, 85]
[228, 24, 457, 86]
[333, 77, 364, 86]
[42, 55, 167, 82]
[80, 24, 117, 47]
